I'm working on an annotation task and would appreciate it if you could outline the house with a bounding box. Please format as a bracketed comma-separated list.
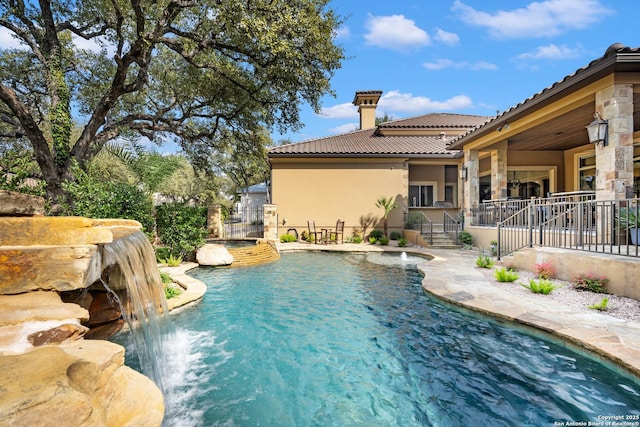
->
[448, 43, 640, 247]
[268, 90, 490, 238]
[236, 182, 269, 212]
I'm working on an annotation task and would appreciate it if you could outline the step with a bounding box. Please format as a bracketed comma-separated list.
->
[227, 243, 280, 267]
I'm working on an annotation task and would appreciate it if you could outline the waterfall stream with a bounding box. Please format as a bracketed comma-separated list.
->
[101, 231, 173, 400]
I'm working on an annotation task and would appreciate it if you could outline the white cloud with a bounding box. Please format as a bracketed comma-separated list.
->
[0, 27, 26, 50]
[433, 28, 459, 46]
[72, 34, 105, 52]
[318, 102, 358, 119]
[334, 25, 350, 39]
[329, 123, 359, 134]
[423, 59, 497, 71]
[452, 0, 613, 39]
[364, 14, 430, 51]
[517, 43, 582, 60]
[379, 90, 473, 113]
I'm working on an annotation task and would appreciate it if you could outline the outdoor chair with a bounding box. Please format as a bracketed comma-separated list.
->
[328, 219, 345, 244]
[307, 220, 323, 244]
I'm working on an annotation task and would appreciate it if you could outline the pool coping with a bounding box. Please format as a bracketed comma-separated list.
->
[168, 242, 640, 379]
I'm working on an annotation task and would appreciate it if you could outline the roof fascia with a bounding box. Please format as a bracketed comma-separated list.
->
[448, 51, 626, 150]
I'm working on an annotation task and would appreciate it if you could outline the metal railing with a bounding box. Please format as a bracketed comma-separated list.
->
[496, 197, 640, 259]
[404, 212, 433, 245]
[224, 206, 264, 239]
[443, 211, 461, 244]
[473, 191, 596, 227]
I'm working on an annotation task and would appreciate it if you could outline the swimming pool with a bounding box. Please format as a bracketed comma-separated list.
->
[116, 252, 640, 426]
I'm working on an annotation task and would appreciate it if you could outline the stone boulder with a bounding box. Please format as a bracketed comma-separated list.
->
[0, 291, 89, 355]
[196, 244, 234, 266]
[0, 190, 44, 216]
[0, 340, 164, 427]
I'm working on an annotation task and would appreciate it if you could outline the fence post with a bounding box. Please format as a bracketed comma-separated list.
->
[207, 205, 224, 238]
[262, 204, 278, 242]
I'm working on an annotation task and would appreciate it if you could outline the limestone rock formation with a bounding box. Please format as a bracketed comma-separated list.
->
[196, 243, 234, 266]
[0, 340, 164, 427]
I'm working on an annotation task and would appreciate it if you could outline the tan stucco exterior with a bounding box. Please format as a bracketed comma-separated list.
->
[271, 157, 407, 238]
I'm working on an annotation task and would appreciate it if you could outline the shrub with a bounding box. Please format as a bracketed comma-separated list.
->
[165, 284, 182, 299]
[588, 297, 609, 311]
[379, 237, 389, 245]
[368, 236, 378, 244]
[494, 267, 519, 282]
[346, 235, 363, 244]
[534, 262, 555, 280]
[369, 229, 384, 240]
[155, 202, 207, 258]
[389, 231, 402, 240]
[458, 231, 473, 246]
[280, 233, 297, 243]
[159, 254, 183, 267]
[475, 255, 494, 269]
[573, 273, 609, 293]
[63, 168, 155, 236]
[521, 279, 559, 294]
[397, 238, 409, 247]
[159, 271, 172, 284]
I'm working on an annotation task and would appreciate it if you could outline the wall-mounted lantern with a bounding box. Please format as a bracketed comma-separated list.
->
[459, 165, 468, 181]
[586, 112, 608, 146]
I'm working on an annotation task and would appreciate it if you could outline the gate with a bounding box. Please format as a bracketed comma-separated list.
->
[224, 206, 264, 239]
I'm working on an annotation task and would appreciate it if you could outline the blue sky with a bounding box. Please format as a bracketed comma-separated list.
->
[274, 0, 639, 144]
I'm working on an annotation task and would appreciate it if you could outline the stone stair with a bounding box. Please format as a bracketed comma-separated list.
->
[421, 231, 460, 249]
[227, 242, 280, 267]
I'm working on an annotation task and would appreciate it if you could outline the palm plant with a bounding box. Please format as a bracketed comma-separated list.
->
[375, 196, 397, 238]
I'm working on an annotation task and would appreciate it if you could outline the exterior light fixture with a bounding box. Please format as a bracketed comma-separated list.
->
[586, 112, 608, 146]
[459, 165, 468, 181]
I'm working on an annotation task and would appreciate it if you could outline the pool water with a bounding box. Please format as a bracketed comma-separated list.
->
[115, 252, 640, 426]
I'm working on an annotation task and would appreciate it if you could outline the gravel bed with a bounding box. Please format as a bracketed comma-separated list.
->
[477, 264, 640, 324]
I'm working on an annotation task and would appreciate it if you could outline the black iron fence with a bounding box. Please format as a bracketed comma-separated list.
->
[494, 197, 640, 259]
[224, 206, 264, 239]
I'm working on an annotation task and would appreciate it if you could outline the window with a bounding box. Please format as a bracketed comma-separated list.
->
[444, 185, 454, 204]
[578, 153, 596, 191]
[409, 182, 436, 207]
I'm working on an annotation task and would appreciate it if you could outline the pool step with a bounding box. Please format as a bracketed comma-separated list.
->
[227, 242, 280, 267]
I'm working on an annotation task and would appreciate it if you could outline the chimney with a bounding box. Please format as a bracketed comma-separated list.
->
[353, 90, 382, 130]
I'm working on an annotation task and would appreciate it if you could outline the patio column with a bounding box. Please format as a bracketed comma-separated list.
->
[262, 204, 278, 242]
[491, 140, 508, 200]
[463, 149, 480, 226]
[595, 83, 634, 201]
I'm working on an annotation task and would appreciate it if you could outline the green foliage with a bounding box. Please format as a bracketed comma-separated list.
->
[535, 263, 555, 280]
[588, 297, 609, 311]
[404, 213, 425, 229]
[280, 233, 297, 243]
[155, 203, 207, 258]
[379, 237, 389, 245]
[475, 255, 494, 269]
[389, 231, 402, 240]
[573, 273, 609, 293]
[375, 196, 397, 237]
[521, 279, 559, 294]
[346, 235, 363, 244]
[397, 238, 409, 247]
[1, 0, 345, 205]
[493, 267, 519, 282]
[369, 229, 384, 240]
[617, 207, 640, 228]
[62, 165, 155, 235]
[458, 231, 473, 245]
[159, 254, 183, 267]
[165, 284, 182, 300]
[159, 271, 173, 284]
[368, 236, 378, 244]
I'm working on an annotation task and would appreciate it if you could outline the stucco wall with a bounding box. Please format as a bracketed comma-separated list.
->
[271, 158, 407, 238]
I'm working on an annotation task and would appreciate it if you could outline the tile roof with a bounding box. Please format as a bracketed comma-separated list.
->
[448, 44, 640, 149]
[269, 113, 490, 158]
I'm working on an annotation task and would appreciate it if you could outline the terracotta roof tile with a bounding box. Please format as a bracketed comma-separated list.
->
[269, 113, 490, 158]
